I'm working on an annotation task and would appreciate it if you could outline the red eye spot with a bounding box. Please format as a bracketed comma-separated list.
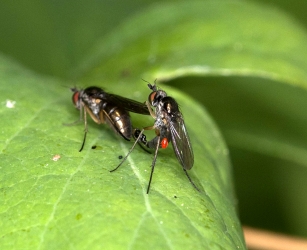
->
[161, 138, 168, 149]
[72, 92, 79, 105]
[148, 91, 157, 104]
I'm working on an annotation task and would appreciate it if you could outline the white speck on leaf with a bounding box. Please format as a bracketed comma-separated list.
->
[6, 100, 16, 108]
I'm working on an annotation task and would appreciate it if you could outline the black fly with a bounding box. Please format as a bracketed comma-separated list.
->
[68, 86, 150, 151]
[110, 82, 199, 193]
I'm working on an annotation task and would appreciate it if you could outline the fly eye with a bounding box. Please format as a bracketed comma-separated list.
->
[148, 91, 157, 105]
[72, 92, 80, 106]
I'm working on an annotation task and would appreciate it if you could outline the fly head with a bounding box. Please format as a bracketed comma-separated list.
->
[71, 88, 83, 110]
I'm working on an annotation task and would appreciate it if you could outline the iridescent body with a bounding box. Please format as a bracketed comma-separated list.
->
[111, 82, 198, 194]
[70, 86, 149, 151]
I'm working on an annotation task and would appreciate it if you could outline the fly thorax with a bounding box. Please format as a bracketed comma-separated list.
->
[154, 118, 164, 129]
[154, 107, 165, 128]
[89, 99, 102, 115]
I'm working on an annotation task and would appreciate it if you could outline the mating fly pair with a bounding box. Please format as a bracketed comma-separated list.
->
[69, 84, 199, 194]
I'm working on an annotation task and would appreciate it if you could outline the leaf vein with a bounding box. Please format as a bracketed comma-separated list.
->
[37, 136, 98, 249]
[119, 141, 174, 250]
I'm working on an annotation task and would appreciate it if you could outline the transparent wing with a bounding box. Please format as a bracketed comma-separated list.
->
[107, 93, 150, 115]
[168, 115, 194, 170]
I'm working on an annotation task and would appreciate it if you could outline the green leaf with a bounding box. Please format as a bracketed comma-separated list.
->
[8, 0, 307, 248]
[77, 0, 307, 236]
[78, 1, 307, 85]
[1, 0, 307, 246]
[0, 52, 243, 250]
[0, 0, 163, 77]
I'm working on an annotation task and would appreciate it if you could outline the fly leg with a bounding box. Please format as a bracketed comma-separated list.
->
[182, 168, 200, 192]
[63, 104, 88, 152]
[133, 128, 168, 194]
[63, 102, 84, 126]
[78, 106, 88, 152]
[133, 129, 151, 154]
[146, 136, 160, 194]
[110, 128, 149, 172]
[78, 104, 102, 152]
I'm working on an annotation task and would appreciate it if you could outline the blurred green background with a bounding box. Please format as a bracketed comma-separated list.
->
[1, 0, 307, 239]
[1, 0, 307, 79]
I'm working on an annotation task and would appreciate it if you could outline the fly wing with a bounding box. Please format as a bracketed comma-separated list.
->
[168, 115, 194, 170]
[107, 93, 150, 115]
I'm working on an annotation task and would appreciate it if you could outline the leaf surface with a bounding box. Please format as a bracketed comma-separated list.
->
[10, 0, 307, 248]
[0, 54, 243, 249]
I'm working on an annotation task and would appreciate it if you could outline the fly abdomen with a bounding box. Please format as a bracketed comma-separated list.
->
[103, 103, 132, 140]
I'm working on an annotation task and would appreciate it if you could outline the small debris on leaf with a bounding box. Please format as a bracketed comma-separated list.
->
[52, 154, 61, 161]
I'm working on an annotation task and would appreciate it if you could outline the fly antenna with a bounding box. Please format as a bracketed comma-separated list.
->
[142, 78, 158, 91]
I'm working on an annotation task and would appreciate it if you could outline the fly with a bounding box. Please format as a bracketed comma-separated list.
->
[69, 86, 150, 151]
[110, 82, 199, 194]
